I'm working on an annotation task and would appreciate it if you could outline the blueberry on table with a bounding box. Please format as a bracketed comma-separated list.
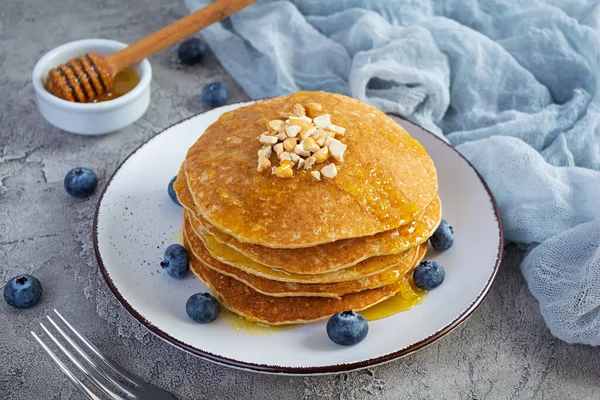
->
[326, 311, 368, 346]
[64, 167, 98, 199]
[4, 274, 43, 309]
[186, 293, 220, 323]
[413, 260, 445, 290]
[161, 244, 189, 279]
[168, 176, 181, 206]
[178, 38, 207, 65]
[430, 219, 454, 251]
[202, 82, 228, 107]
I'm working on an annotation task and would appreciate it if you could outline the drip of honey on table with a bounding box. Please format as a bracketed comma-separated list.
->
[93, 67, 140, 103]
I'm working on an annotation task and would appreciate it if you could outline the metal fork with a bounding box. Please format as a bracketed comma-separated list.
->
[31, 309, 178, 400]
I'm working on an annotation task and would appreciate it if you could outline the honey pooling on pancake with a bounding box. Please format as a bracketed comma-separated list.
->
[175, 91, 441, 325]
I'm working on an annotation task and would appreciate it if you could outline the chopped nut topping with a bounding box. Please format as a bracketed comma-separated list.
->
[280, 151, 292, 162]
[293, 103, 306, 117]
[267, 120, 285, 132]
[302, 137, 320, 153]
[294, 143, 311, 157]
[326, 124, 346, 135]
[273, 160, 294, 178]
[273, 143, 284, 157]
[304, 156, 316, 170]
[258, 145, 272, 159]
[313, 114, 331, 128]
[321, 163, 338, 179]
[260, 134, 278, 145]
[306, 102, 323, 112]
[285, 125, 301, 138]
[283, 137, 298, 152]
[257, 156, 271, 172]
[327, 138, 347, 162]
[313, 146, 329, 163]
[257, 104, 347, 179]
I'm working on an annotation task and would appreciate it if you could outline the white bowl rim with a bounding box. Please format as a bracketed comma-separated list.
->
[32, 38, 152, 112]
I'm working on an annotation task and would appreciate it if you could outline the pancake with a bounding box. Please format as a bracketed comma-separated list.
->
[187, 247, 421, 325]
[187, 211, 423, 284]
[183, 218, 427, 299]
[175, 167, 441, 274]
[183, 91, 438, 248]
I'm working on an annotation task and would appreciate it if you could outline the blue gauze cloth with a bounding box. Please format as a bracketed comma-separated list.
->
[185, 0, 600, 345]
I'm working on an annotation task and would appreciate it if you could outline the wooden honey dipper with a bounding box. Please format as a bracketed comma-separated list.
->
[44, 0, 257, 103]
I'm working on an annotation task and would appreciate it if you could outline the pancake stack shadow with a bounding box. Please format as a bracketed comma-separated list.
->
[174, 92, 441, 325]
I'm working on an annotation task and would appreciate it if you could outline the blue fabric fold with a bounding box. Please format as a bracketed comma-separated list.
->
[185, 0, 600, 345]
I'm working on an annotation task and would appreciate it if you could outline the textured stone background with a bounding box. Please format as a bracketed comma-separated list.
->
[1, 0, 599, 399]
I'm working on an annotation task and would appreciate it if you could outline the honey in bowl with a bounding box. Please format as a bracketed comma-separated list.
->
[94, 67, 140, 102]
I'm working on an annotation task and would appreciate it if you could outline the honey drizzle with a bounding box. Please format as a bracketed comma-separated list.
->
[222, 310, 298, 335]
[360, 278, 426, 321]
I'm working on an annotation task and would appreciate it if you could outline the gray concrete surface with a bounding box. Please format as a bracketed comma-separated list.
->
[1, 0, 599, 399]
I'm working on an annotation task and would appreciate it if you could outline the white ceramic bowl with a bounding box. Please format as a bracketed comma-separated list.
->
[32, 39, 152, 135]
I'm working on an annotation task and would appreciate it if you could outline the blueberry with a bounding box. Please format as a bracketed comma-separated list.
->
[168, 176, 181, 206]
[161, 244, 189, 279]
[326, 311, 368, 346]
[178, 38, 207, 65]
[202, 82, 228, 107]
[4, 274, 42, 309]
[186, 292, 220, 323]
[413, 260, 445, 290]
[64, 167, 98, 199]
[430, 219, 454, 251]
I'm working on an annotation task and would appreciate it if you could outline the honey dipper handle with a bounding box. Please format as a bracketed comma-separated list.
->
[105, 0, 258, 74]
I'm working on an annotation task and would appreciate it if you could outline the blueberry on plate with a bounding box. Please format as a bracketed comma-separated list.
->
[186, 293, 220, 323]
[326, 311, 368, 346]
[202, 82, 228, 107]
[430, 219, 454, 251]
[178, 38, 207, 65]
[413, 260, 445, 290]
[161, 244, 189, 279]
[4, 274, 43, 309]
[64, 167, 98, 199]
[168, 176, 181, 206]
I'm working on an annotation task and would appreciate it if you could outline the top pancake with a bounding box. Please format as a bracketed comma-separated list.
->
[184, 91, 438, 248]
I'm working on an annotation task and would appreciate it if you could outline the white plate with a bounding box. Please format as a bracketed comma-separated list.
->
[94, 102, 503, 375]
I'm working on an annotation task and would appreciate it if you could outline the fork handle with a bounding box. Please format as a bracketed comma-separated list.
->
[106, 0, 258, 73]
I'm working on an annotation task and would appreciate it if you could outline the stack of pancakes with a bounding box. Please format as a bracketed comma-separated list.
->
[174, 92, 440, 325]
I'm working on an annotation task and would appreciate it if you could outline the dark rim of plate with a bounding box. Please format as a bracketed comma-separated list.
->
[93, 101, 504, 375]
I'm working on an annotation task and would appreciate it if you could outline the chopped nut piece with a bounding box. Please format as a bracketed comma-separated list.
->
[260, 134, 278, 145]
[293, 103, 306, 117]
[262, 130, 276, 136]
[285, 125, 301, 138]
[289, 153, 301, 164]
[257, 156, 271, 172]
[287, 116, 310, 126]
[273, 160, 294, 178]
[278, 111, 293, 119]
[311, 171, 321, 181]
[313, 114, 332, 128]
[327, 137, 347, 162]
[283, 137, 298, 152]
[312, 128, 324, 141]
[273, 143, 284, 157]
[300, 126, 317, 140]
[280, 152, 292, 162]
[313, 146, 329, 163]
[294, 143, 311, 157]
[302, 137, 320, 153]
[323, 130, 335, 140]
[326, 124, 346, 135]
[277, 132, 287, 142]
[258, 145, 272, 159]
[316, 137, 326, 147]
[321, 163, 338, 179]
[267, 120, 285, 132]
[306, 102, 322, 112]
[297, 158, 305, 169]
[304, 156, 316, 170]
